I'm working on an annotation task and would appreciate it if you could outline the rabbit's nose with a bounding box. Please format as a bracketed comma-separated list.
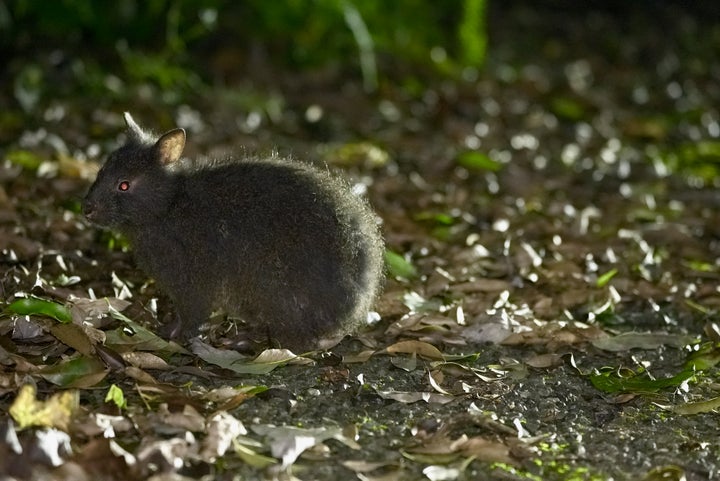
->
[82, 199, 95, 219]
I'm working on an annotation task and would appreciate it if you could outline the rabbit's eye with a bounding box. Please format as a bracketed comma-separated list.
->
[118, 181, 130, 191]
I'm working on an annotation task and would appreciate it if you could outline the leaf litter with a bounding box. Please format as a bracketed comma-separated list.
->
[3, 4, 720, 481]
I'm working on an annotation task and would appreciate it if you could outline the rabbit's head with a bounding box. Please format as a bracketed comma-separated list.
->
[83, 113, 185, 231]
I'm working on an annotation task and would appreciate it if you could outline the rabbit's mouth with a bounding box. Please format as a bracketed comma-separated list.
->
[81, 198, 98, 221]
[81, 199, 110, 227]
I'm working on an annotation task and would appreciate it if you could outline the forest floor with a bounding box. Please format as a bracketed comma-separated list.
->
[2, 3, 720, 480]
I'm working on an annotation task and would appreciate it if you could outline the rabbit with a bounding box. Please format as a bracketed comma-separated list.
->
[83, 112, 384, 351]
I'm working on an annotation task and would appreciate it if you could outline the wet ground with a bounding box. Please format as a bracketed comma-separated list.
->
[2, 2, 720, 480]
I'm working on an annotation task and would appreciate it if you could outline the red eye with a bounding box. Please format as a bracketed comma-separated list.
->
[118, 181, 130, 191]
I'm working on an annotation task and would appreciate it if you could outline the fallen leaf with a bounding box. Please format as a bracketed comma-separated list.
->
[424, 464, 461, 481]
[375, 389, 455, 404]
[31, 428, 73, 467]
[390, 352, 417, 371]
[406, 432, 515, 465]
[233, 437, 278, 468]
[47, 322, 97, 356]
[342, 349, 375, 363]
[252, 425, 358, 469]
[155, 404, 205, 433]
[9, 384, 78, 431]
[428, 370, 452, 395]
[385, 250, 418, 280]
[121, 351, 170, 370]
[672, 396, 720, 415]
[592, 332, 695, 352]
[342, 459, 399, 473]
[38, 356, 107, 388]
[7, 297, 72, 323]
[525, 353, 564, 369]
[191, 341, 309, 374]
[386, 340, 444, 360]
[200, 411, 247, 461]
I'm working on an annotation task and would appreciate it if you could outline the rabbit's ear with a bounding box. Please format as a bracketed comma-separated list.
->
[155, 128, 186, 166]
[124, 112, 152, 144]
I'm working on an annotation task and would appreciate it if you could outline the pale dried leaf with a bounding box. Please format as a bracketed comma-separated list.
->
[199, 411, 247, 461]
[386, 340, 444, 360]
[122, 351, 170, 370]
[375, 389, 455, 404]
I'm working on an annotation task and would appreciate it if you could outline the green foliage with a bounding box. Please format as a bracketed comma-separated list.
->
[385, 250, 418, 280]
[2, 0, 220, 50]
[654, 140, 720, 183]
[6, 297, 73, 323]
[550, 96, 588, 121]
[456, 150, 502, 171]
[105, 384, 128, 410]
[1, 0, 488, 101]
[589, 366, 695, 394]
[595, 268, 617, 288]
[235, 0, 489, 73]
[6, 150, 44, 170]
[588, 343, 720, 394]
[38, 356, 106, 387]
[458, 0, 487, 68]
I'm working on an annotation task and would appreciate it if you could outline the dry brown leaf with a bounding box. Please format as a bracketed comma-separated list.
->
[122, 351, 170, 370]
[386, 340, 444, 360]
[155, 403, 205, 433]
[341, 460, 399, 473]
[458, 435, 516, 464]
[342, 349, 375, 363]
[428, 370, 452, 395]
[47, 323, 96, 356]
[453, 279, 512, 293]
[124, 366, 158, 384]
[375, 389, 455, 404]
[408, 433, 515, 465]
[501, 321, 607, 349]
[525, 353, 564, 369]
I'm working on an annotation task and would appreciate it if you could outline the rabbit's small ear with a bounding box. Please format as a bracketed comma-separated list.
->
[155, 128, 186, 166]
[124, 112, 152, 144]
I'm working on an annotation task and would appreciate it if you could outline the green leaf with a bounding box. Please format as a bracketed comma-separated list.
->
[7, 297, 72, 323]
[595, 268, 617, 287]
[322, 141, 390, 168]
[414, 211, 456, 226]
[590, 342, 720, 394]
[673, 396, 720, 415]
[385, 250, 418, 280]
[103, 307, 187, 354]
[589, 367, 694, 394]
[458, 0, 487, 67]
[550, 96, 587, 121]
[192, 342, 306, 375]
[456, 151, 502, 172]
[684, 344, 720, 371]
[233, 438, 278, 468]
[641, 465, 687, 481]
[38, 356, 108, 387]
[6, 150, 44, 170]
[683, 260, 715, 272]
[105, 384, 127, 410]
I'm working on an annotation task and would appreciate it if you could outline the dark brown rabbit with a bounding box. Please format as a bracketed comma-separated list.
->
[83, 113, 384, 350]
